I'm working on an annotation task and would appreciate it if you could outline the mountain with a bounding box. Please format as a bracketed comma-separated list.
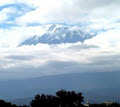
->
[0, 71, 120, 105]
[19, 24, 94, 46]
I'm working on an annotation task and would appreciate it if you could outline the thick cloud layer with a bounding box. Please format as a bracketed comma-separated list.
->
[0, 42, 119, 80]
[0, 0, 120, 25]
[14, 0, 120, 25]
[0, 0, 119, 80]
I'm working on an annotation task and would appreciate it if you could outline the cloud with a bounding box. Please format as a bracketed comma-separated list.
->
[90, 54, 120, 65]
[0, 0, 119, 28]
[5, 55, 34, 60]
[85, 29, 120, 48]
[0, 42, 119, 80]
[68, 43, 99, 50]
[0, 7, 17, 23]
[0, 0, 119, 80]
[0, 0, 14, 6]
[0, 26, 46, 48]
[13, 0, 120, 26]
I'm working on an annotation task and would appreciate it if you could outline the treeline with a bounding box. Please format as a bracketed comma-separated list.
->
[0, 100, 28, 107]
[0, 89, 120, 107]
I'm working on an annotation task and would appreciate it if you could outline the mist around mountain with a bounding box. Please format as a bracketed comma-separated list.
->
[19, 24, 94, 46]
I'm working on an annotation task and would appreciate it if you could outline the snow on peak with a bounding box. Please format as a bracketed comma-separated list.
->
[19, 24, 94, 46]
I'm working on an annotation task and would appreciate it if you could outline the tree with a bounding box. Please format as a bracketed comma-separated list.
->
[30, 94, 59, 107]
[56, 89, 84, 107]
[0, 100, 18, 107]
[30, 90, 84, 107]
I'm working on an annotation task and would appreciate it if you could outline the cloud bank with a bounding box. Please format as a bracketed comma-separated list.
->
[0, 0, 119, 80]
[0, 42, 119, 80]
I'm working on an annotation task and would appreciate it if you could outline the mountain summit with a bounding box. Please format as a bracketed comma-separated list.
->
[19, 24, 94, 46]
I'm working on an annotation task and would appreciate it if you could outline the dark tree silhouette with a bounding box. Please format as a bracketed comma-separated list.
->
[30, 94, 59, 107]
[30, 90, 84, 107]
[0, 100, 18, 107]
[56, 89, 84, 107]
[0, 90, 120, 107]
[90, 102, 120, 107]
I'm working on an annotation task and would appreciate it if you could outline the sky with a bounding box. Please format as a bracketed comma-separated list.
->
[0, 0, 120, 80]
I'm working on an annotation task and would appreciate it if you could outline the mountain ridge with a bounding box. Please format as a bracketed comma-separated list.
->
[19, 24, 94, 46]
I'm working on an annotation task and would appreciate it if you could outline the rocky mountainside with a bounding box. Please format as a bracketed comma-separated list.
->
[19, 24, 94, 46]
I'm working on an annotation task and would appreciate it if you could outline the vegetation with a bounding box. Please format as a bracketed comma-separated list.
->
[0, 89, 120, 107]
[30, 90, 84, 107]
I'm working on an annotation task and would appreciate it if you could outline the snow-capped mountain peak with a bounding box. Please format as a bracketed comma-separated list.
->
[19, 24, 94, 46]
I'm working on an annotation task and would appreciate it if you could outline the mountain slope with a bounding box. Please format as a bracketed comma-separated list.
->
[1, 71, 120, 105]
[19, 24, 94, 46]
[1, 71, 120, 99]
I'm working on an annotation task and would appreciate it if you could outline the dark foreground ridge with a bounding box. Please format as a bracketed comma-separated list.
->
[0, 90, 120, 107]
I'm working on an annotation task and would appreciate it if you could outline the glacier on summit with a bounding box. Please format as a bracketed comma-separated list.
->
[19, 24, 95, 46]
